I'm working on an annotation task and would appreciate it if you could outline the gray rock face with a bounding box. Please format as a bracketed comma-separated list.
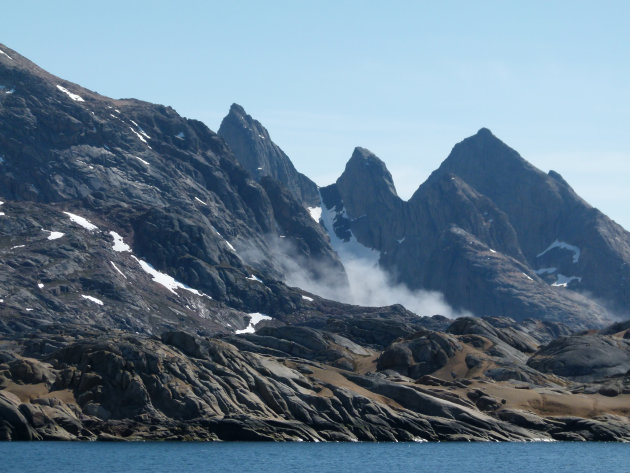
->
[218, 104, 319, 207]
[429, 128, 630, 314]
[318, 129, 627, 328]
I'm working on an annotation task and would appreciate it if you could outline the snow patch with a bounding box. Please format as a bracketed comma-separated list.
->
[216, 232, 237, 253]
[235, 312, 272, 334]
[47, 231, 65, 240]
[0, 49, 13, 60]
[552, 274, 582, 287]
[109, 231, 131, 252]
[81, 294, 104, 305]
[11, 245, 25, 249]
[56, 85, 84, 102]
[246, 274, 263, 283]
[175, 132, 185, 139]
[301, 295, 314, 302]
[489, 249, 497, 253]
[37, 283, 44, 289]
[129, 127, 148, 144]
[194, 197, 207, 206]
[129, 120, 151, 139]
[521, 272, 533, 281]
[320, 194, 380, 266]
[63, 212, 98, 231]
[134, 156, 150, 165]
[110, 261, 127, 279]
[537, 240, 580, 263]
[132, 256, 203, 297]
[307, 206, 322, 222]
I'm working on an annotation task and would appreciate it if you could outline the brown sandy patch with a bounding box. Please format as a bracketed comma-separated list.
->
[467, 381, 630, 418]
[308, 366, 403, 409]
[353, 353, 378, 374]
[2, 382, 48, 402]
[39, 388, 77, 406]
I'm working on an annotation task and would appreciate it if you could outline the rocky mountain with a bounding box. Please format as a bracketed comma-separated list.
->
[2, 44, 630, 442]
[319, 130, 630, 328]
[0, 43, 347, 333]
[218, 104, 320, 208]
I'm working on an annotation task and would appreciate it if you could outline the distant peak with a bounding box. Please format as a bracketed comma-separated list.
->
[338, 147, 398, 198]
[476, 127, 494, 137]
[229, 103, 247, 116]
[350, 146, 379, 160]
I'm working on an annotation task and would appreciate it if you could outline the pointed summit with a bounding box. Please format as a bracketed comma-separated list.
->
[337, 147, 399, 212]
[476, 127, 494, 137]
[218, 103, 319, 207]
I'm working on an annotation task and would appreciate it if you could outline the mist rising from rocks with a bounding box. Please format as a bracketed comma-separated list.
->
[244, 236, 472, 319]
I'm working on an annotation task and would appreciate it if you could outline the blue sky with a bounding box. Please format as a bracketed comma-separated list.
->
[4, 1, 630, 227]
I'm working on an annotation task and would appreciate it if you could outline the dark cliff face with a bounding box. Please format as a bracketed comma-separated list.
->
[319, 129, 629, 328]
[218, 104, 320, 207]
[0, 44, 345, 327]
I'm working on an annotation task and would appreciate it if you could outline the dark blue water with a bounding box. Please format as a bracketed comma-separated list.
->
[1, 442, 628, 473]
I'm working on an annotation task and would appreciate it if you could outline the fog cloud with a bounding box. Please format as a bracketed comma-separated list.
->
[245, 235, 471, 319]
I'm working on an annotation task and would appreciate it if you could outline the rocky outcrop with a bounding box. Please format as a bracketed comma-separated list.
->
[377, 330, 461, 378]
[528, 333, 630, 381]
[218, 104, 319, 207]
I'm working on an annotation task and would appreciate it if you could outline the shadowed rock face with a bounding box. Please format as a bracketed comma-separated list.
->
[218, 104, 320, 208]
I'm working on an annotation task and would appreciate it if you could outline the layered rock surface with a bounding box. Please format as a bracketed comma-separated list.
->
[2, 317, 630, 441]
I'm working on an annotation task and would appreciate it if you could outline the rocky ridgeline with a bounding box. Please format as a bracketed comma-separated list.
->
[222, 102, 630, 329]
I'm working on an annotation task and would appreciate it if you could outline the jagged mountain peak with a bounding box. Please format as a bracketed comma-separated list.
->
[229, 102, 247, 115]
[339, 147, 398, 198]
[475, 126, 494, 137]
[442, 127, 529, 170]
[218, 104, 319, 207]
[224, 103, 268, 138]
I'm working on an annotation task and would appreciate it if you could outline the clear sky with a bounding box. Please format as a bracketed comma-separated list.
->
[4, 1, 630, 227]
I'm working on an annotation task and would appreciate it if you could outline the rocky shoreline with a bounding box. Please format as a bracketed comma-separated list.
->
[2, 316, 630, 442]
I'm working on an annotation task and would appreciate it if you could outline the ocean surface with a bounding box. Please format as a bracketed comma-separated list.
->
[1, 441, 629, 472]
